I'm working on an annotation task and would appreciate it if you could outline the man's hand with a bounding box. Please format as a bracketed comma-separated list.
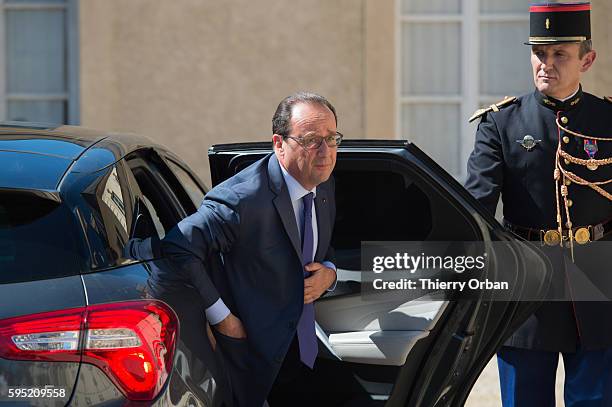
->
[206, 323, 217, 350]
[304, 262, 336, 304]
[213, 313, 247, 339]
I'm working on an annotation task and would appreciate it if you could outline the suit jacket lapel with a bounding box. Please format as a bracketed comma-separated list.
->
[268, 154, 303, 262]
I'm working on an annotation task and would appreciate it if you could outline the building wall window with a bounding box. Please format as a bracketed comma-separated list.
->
[2, 0, 79, 124]
[397, 0, 533, 180]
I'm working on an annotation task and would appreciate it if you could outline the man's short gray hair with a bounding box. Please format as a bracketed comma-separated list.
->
[579, 39, 593, 58]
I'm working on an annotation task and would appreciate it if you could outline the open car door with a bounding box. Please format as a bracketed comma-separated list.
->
[208, 140, 552, 406]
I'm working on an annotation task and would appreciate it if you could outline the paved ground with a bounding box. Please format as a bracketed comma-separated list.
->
[465, 355, 566, 407]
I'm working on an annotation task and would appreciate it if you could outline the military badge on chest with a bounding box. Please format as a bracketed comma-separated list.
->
[583, 139, 598, 170]
[517, 135, 542, 151]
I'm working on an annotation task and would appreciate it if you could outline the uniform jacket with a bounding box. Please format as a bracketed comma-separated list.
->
[466, 87, 612, 351]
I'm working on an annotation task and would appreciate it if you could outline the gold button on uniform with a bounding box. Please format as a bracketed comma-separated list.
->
[567, 199, 573, 207]
[564, 158, 571, 165]
[563, 136, 570, 144]
[544, 230, 561, 246]
[575, 228, 590, 244]
[561, 116, 569, 124]
[565, 179, 571, 186]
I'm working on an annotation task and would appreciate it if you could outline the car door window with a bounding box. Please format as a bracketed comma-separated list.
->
[139, 195, 165, 239]
[125, 151, 185, 239]
[165, 158, 206, 210]
[331, 159, 480, 272]
[74, 162, 141, 270]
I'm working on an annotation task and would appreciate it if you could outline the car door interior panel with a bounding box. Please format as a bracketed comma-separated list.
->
[317, 291, 447, 332]
[326, 330, 429, 366]
[316, 290, 448, 366]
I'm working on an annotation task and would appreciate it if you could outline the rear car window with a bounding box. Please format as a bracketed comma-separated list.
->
[0, 190, 84, 284]
[0, 151, 72, 191]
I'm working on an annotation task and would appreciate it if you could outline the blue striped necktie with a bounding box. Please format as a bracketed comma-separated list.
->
[296, 192, 317, 368]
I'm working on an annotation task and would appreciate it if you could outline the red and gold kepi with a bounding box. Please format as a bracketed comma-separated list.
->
[526, 2, 591, 45]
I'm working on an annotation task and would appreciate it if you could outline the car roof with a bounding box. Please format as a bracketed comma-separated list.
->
[0, 122, 164, 191]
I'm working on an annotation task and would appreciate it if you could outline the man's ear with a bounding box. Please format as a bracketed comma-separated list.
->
[580, 50, 597, 72]
[272, 134, 284, 152]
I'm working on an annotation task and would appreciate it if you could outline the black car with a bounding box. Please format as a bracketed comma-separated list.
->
[0, 123, 551, 406]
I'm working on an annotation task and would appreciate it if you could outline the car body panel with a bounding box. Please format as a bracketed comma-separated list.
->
[0, 359, 79, 406]
[0, 275, 85, 320]
[70, 362, 209, 407]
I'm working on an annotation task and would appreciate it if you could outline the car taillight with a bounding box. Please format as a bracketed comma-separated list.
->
[0, 308, 84, 361]
[0, 300, 178, 401]
[82, 301, 178, 400]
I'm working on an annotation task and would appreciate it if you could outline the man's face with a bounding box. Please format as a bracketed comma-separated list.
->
[274, 102, 337, 190]
[531, 43, 596, 99]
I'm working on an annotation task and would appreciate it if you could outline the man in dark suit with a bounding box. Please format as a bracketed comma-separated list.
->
[465, 2, 612, 406]
[152, 92, 341, 406]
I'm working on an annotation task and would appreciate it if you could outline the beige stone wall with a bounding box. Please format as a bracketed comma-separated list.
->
[80, 0, 366, 186]
[79, 0, 609, 185]
[583, 0, 612, 95]
[364, 0, 395, 139]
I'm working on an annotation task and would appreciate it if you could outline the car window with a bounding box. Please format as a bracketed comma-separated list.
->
[125, 151, 184, 238]
[330, 168, 433, 270]
[0, 190, 84, 283]
[331, 157, 481, 271]
[140, 194, 166, 239]
[75, 163, 140, 270]
[165, 159, 206, 209]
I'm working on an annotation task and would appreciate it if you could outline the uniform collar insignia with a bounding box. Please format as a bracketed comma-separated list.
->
[517, 135, 542, 151]
[535, 86, 584, 111]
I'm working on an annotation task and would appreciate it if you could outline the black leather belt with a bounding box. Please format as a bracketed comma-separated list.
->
[504, 218, 612, 246]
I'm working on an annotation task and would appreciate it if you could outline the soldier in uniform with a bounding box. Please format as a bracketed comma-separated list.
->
[465, 2, 612, 406]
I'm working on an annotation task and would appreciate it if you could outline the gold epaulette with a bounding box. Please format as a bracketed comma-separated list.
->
[468, 96, 518, 123]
